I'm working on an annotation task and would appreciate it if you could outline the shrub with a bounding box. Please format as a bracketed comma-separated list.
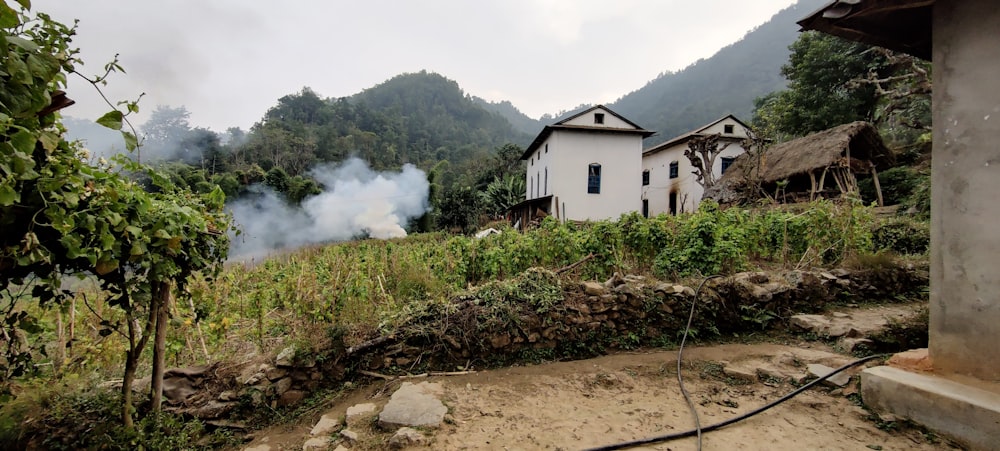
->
[873, 218, 930, 255]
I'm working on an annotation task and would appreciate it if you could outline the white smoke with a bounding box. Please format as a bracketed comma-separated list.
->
[227, 158, 429, 260]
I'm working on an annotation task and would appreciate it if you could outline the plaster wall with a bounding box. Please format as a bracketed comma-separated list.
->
[930, 0, 1000, 381]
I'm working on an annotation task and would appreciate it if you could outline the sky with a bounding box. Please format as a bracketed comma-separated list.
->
[35, 0, 799, 132]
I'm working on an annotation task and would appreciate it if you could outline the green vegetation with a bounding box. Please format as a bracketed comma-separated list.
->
[0, 1, 230, 430]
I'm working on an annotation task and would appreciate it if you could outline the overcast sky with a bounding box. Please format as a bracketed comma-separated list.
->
[36, 0, 798, 132]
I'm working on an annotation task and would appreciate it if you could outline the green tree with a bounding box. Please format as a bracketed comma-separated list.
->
[0, 3, 231, 428]
[753, 31, 887, 139]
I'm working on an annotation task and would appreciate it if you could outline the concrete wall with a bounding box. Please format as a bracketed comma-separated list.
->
[547, 130, 642, 221]
[930, 0, 1000, 381]
[643, 139, 746, 216]
[562, 109, 635, 129]
[526, 139, 552, 200]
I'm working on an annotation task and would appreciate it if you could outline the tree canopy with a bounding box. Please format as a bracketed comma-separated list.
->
[0, 2, 231, 427]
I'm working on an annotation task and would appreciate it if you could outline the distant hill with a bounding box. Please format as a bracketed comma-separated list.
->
[612, 0, 828, 146]
[471, 97, 543, 136]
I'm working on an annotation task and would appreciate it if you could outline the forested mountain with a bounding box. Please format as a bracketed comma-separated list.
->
[612, 0, 829, 145]
[472, 97, 543, 135]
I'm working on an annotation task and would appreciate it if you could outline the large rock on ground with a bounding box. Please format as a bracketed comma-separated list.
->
[378, 382, 448, 429]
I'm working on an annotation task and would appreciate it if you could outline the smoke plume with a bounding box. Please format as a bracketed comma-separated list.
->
[227, 158, 429, 260]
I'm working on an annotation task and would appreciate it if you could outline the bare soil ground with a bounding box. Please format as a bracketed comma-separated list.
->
[245, 342, 960, 450]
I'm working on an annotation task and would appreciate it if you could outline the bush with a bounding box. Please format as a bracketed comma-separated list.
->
[873, 218, 930, 255]
[858, 166, 922, 206]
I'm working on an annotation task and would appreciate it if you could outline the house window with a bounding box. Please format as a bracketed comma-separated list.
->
[545, 143, 548, 153]
[724, 124, 735, 134]
[594, 113, 605, 124]
[721, 157, 735, 174]
[536, 171, 540, 197]
[544, 167, 548, 195]
[530, 176, 534, 199]
[642, 199, 649, 218]
[642, 170, 650, 186]
[587, 163, 601, 194]
[669, 161, 679, 179]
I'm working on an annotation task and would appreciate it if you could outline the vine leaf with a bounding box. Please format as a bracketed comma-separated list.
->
[96, 110, 123, 130]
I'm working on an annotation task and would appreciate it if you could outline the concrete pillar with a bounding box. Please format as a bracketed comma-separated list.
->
[929, 0, 1000, 381]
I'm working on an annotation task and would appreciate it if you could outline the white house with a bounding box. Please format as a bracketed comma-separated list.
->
[512, 105, 654, 225]
[641, 115, 749, 216]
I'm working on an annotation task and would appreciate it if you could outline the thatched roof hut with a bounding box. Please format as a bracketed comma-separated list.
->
[705, 121, 894, 205]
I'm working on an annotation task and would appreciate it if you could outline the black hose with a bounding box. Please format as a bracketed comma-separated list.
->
[676, 274, 723, 451]
[582, 353, 889, 451]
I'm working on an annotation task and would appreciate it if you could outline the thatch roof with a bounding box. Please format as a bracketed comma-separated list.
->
[705, 121, 894, 203]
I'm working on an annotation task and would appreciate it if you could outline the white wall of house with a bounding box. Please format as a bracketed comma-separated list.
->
[642, 116, 748, 216]
[561, 110, 635, 129]
[523, 107, 646, 221]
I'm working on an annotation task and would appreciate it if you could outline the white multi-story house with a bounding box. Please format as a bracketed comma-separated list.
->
[511, 105, 654, 226]
[641, 115, 749, 216]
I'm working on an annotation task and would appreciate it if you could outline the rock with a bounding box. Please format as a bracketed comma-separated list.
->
[722, 365, 758, 383]
[389, 427, 426, 449]
[276, 345, 297, 367]
[489, 334, 511, 348]
[189, 400, 236, 419]
[378, 382, 448, 429]
[830, 268, 851, 278]
[840, 337, 874, 353]
[790, 314, 830, 332]
[583, 281, 607, 296]
[887, 348, 934, 372]
[243, 445, 272, 451]
[333, 446, 349, 451]
[340, 429, 359, 442]
[831, 312, 850, 319]
[302, 437, 330, 451]
[218, 390, 238, 402]
[310, 413, 340, 436]
[265, 366, 288, 381]
[277, 390, 306, 407]
[820, 272, 838, 281]
[806, 363, 851, 387]
[162, 376, 198, 404]
[346, 402, 378, 427]
[274, 377, 293, 396]
[824, 323, 855, 338]
[681, 286, 695, 297]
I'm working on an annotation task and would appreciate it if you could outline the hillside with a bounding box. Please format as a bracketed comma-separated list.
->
[612, 0, 828, 145]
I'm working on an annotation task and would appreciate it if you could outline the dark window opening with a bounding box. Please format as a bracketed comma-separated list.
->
[669, 191, 678, 216]
[642, 170, 650, 186]
[536, 171, 540, 197]
[545, 143, 548, 153]
[594, 113, 605, 124]
[642, 199, 649, 218]
[724, 124, 735, 134]
[721, 157, 735, 174]
[588, 164, 601, 194]
[544, 167, 548, 195]
[530, 176, 534, 199]
[669, 161, 679, 179]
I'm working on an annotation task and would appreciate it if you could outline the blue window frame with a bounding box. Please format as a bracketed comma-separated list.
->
[588, 163, 601, 194]
[721, 157, 735, 174]
[669, 161, 679, 179]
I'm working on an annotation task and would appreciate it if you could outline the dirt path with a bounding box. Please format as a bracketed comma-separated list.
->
[246, 341, 957, 450]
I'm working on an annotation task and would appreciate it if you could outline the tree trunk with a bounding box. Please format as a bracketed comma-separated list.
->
[121, 348, 137, 428]
[150, 281, 170, 413]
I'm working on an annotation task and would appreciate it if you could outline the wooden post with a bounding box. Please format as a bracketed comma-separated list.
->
[554, 196, 560, 220]
[818, 167, 829, 196]
[870, 166, 885, 207]
[808, 170, 817, 201]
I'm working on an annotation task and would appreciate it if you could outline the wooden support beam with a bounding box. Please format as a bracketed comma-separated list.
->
[871, 166, 885, 207]
[808, 170, 817, 201]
